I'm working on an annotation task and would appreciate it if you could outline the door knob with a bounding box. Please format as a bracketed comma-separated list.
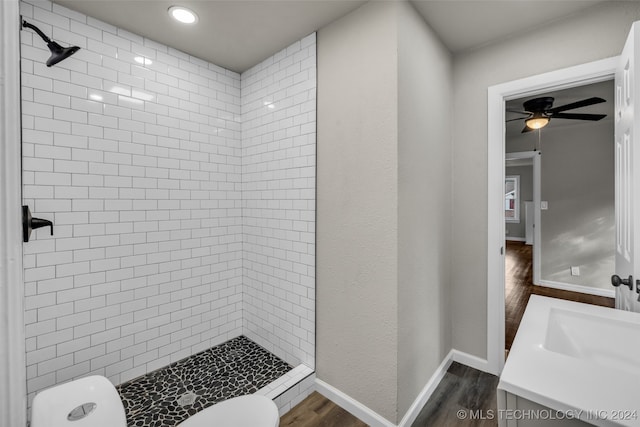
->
[611, 274, 633, 291]
[22, 205, 53, 243]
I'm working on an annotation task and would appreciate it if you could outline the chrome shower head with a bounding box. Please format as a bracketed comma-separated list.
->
[22, 20, 80, 67]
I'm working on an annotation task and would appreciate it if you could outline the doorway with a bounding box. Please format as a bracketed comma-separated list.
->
[504, 150, 537, 352]
[486, 56, 619, 374]
[503, 82, 618, 355]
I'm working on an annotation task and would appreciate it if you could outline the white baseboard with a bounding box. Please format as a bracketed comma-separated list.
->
[314, 379, 395, 427]
[505, 236, 526, 242]
[451, 349, 491, 374]
[537, 280, 614, 298]
[314, 349, 481, 427]
[396, 349, 454, 427]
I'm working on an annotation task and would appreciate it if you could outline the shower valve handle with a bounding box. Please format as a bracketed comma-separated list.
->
[22, 205, 53, 243]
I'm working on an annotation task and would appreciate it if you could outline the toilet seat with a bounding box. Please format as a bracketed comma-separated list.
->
[178, 394, 279, 427]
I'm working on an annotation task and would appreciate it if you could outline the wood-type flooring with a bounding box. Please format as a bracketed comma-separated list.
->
[283, 364, 500, 427]
[505, 240, 614, 350]
[411, 362, 499, 426]
[280, 391, 368, 427]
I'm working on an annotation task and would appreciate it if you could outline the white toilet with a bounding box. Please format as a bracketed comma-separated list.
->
[178, 394, 280, 427]
[31, 375, 279, 427]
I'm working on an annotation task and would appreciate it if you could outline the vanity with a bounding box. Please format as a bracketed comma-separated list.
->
[498, 295, 640, 427]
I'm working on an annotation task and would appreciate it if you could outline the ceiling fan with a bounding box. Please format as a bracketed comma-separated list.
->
[507, 96, 607, 133]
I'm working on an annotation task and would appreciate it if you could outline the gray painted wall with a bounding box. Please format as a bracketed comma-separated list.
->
[505, 165, 533, 239]
[540, 123, 614, 290]
[317, 2, 399, 421]
[317, 1, 452, 423]
[397, 1, 452, 418]
[509, 120, 614, 290]
[452, 1, 640, 359]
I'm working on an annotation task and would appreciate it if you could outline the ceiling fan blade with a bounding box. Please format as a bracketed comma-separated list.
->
[506, 109, 530, 115]
[548, 97, 606, 113]
[506, 117, 526, 122]
[521, 126, 534, 133]
[551, 112, 607, 121]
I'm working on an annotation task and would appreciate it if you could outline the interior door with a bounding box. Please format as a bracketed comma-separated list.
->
[614, 22, 640, 311]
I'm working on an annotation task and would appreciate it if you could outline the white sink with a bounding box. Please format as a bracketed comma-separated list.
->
[499, 295, 640, 427]
[544, 307, 640, 375]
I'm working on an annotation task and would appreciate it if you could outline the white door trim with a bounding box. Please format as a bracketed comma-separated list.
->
[487, 56, 618, 375]
[505, 150, 541, 283]
[0, 0, 26, 425]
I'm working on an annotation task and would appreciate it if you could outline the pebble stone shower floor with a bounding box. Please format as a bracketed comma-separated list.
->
[116, 336, 292, 426]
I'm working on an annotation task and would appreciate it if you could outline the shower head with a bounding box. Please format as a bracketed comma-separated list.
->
[45, 41, 80, 67]
[22, 20, 80, 67]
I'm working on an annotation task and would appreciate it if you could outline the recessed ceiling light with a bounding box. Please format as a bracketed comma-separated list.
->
[168, 6, 198, 24]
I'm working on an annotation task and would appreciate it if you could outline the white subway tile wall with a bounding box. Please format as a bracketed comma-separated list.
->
[20, 0, 316, 408]
[274, 373, 316, 416]
[21, 0, 240, 405]
[241, 34, 316, 368]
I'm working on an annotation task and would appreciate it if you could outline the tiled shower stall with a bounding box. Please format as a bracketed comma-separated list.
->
[20, 0, 315, 416]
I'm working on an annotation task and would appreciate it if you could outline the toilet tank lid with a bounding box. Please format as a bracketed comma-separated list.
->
[31, 375, 127, 427]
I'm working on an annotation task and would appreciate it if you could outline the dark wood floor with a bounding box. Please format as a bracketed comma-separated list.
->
[505, 240, 614, 350]
[283, 364, 500, 427]
[411, 362, 499, 427]
[280, 391, 368, 427]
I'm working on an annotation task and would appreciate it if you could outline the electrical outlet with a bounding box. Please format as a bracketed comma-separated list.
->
[571, 266, 580, 276]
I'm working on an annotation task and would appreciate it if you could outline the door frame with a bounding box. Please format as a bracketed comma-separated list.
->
[0, 0, 27, 425]
[487, 56, 618, 374]
[505, 150, 541, 285]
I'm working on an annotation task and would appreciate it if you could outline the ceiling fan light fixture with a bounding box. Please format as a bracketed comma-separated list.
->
[168, 6, 198, 24]
[525, 115, 550, 130]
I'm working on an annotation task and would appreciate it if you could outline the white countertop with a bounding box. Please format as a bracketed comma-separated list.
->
[499, 295, 640, 427]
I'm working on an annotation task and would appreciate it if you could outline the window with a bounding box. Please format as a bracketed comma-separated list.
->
[505, 175, 520, 223]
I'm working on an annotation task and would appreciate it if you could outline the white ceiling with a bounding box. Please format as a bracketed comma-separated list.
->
[411, 0, 605, 53]
[53, 0, 608, 73]
[505, 79, 614, 139]
[54, 0, 367, 73]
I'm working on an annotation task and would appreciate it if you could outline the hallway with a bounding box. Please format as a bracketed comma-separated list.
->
[505, 241, 615, 350]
